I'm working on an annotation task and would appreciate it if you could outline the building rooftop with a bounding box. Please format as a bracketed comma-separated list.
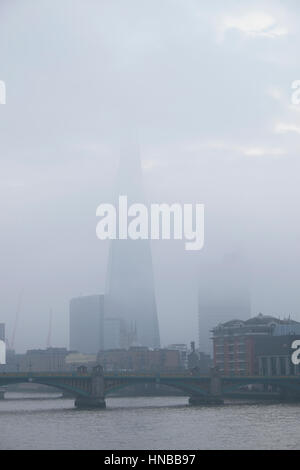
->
[212, 313, 300, 333]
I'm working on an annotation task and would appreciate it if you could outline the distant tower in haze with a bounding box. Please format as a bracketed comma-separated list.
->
[70, 295, 104, 354]
[0, 323, 5, 342]
[105, 142, 160, 349]
[198, 252, 251, 353]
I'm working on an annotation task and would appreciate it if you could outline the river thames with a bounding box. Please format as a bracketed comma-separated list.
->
[1, 393, 300, 450]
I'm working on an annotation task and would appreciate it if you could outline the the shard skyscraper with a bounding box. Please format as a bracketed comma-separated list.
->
[104, 142, 160, 349]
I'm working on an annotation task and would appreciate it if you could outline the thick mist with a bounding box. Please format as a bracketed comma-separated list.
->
[0, 0, 300, 352]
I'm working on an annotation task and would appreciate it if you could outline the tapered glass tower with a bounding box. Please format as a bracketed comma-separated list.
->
[105, 142, 160, 349]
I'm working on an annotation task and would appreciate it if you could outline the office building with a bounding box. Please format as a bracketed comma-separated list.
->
[198, 252, 251, 353]
[70, 294, 104, 354]
[0, 323, 5, 366]
[104, 318, 123, 350]
[4, 348, 69, 372]
[0, 323, 5, 342]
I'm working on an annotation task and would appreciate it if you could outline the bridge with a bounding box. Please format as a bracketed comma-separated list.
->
[1, 366, 300, 408]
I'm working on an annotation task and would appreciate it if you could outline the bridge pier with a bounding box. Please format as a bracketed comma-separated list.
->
[188, 395, 224, 406]
[74, 396, 106, 409]
[75, 365, 106, 410]
[189, 368, 224, 406]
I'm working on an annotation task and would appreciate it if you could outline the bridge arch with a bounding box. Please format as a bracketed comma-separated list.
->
[222, 377, 300, 396]
[105, 378, 210, 397]
[0, 377, 91, 398]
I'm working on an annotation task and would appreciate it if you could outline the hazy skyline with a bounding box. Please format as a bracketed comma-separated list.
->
[1, 0, 300, 352]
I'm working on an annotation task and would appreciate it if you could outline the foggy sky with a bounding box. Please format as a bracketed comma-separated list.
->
[1, 0, 300, 352]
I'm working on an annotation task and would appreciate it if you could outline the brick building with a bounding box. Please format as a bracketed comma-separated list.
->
[3, 348, 69, 372]
[212, 314, 300, 376]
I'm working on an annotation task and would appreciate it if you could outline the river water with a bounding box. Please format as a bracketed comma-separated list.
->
[1, 392, 300, 450]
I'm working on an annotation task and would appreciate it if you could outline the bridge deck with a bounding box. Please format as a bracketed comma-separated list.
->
[1, 372, 300, 381]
